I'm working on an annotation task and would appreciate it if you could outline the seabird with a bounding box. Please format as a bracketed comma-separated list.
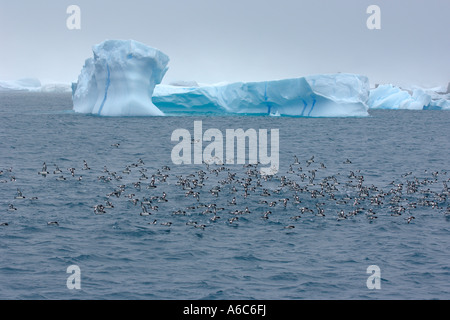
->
[140, 205, 150, 216]
[39, 162, 49, 176]
[94, 204, 106, 215]
[105, 201, 114, 209]
[262, 211, 272, 219]
[405, 216, 415, 224]
[53, 165, 62, 174]
[82, 160, 90, 170]
[68, 167, 75, 177]
[306, 156, 315, 167]
[228, 217, 239, 224]
[14, 189, 25, 199]
[337, 210, 347, 220]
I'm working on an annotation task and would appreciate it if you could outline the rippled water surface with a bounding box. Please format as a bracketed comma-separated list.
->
[0, 92, 449, 299]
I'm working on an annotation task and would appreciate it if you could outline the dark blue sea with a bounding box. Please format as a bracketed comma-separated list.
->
[0, 92, 449, 300]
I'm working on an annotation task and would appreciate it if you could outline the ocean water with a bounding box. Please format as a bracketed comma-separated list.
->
[0, 92, 449, 300]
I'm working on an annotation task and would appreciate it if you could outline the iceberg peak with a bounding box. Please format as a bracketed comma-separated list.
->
[73, 39, 169, 116]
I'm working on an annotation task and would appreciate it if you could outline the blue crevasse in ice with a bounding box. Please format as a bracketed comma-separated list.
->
[72, 39, 169, 116]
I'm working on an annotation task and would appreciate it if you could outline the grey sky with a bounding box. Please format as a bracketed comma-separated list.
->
[0, 0, 449, 87]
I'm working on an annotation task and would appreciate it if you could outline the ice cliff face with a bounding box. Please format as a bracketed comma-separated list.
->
[72, 39, 169, 116]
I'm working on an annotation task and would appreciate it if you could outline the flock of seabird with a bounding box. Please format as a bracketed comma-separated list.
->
[1, 152, 449, 230]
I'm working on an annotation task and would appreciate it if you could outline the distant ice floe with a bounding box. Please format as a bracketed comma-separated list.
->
[0, 78, 71, 93]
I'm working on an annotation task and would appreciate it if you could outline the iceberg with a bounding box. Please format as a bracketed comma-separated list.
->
[153, 73, 370, 117]
[368, 84, 449, 110]
[72, 39, 169, 116]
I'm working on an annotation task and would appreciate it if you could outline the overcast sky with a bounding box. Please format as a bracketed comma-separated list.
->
[0, 0, 449, 88]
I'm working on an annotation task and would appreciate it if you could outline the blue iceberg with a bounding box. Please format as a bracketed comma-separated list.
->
[153, 73, 370, 117]
[72, 39, 169, 116]
[368, 84, 449, 110]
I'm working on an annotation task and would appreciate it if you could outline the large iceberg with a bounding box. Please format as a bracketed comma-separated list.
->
[72, 39, 169, 116]
[153, 73, 370, 117]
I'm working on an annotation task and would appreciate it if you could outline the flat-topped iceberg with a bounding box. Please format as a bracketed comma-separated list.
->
[72, 39, 169, 116]
[153, 73, 370, 117]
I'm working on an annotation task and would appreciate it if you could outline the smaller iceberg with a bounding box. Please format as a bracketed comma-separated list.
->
[72, 39, 169, 116]
[368, 84, 449, 110]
